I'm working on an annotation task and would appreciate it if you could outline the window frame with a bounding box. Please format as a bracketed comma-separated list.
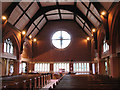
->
[52, 31, 71, 49]
[3, 38, 14, 54]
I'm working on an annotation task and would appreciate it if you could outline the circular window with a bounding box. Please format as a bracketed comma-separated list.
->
[52, 31, 71, 49]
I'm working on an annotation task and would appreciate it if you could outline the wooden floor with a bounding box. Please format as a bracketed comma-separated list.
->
[1, 74, 120, 90]
[53, 74, 120, 90]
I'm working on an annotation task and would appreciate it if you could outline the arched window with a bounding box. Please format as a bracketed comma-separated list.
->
[4, 38, 13, 54]
[103, 37, 109, 53]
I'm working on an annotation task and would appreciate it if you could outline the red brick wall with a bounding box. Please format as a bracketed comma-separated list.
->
[32, 21, 91, 62]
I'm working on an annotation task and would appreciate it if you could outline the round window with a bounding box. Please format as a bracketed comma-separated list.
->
[52, 31, 71, 49]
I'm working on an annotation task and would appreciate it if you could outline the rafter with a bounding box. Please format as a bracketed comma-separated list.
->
[74, 1, 77, 20]
[92, 2, 109, 40]
[92, 2, 106, 15]
[81, 2, 101, 23]
[3, 2, 19, 19]
[13, 2, 34, 26]
[37, 2, 48, 21]
[82, 2, 91, 31]
[75, 20, 90, 36]
[23, 5, 95, 34]
[56, 1, 62, 20]
[27, 16, 44, 37]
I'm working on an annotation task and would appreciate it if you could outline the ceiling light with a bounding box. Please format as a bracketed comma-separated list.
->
[33, 38, 37, 42]
[87, 37, 90, 41]
[101, 11, 106, 16]
[29, 35, 32, 39]
[92, 28, 96, 33]
[2, 16, 7, 20]
[22, 31, 26, 35]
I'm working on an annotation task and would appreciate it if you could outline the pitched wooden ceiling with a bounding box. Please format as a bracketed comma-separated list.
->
[2, 0, 114, 38]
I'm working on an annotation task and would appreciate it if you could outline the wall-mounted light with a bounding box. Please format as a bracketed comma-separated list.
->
[29, 35, 32, 39]
[33, 38, 37, 42]
[92, 28, 96, 33]
[101, 11, 106, 16]
[87, 37, 90, 41]
[2, 15, 7, 20]
[22, 31, 26, 35]
[91, 34, 93, 36]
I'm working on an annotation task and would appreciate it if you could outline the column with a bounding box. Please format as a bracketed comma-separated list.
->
[98, 59, 106, 75]
[69, 62, 73, 73]
[28, 62, 34, 73]
[50, 63, 53, 79]
[0, 58, 2, 76]
[50, 63, 53, 72]
[107, 58, 111, 76]
[89, 63, 92, 74]
[110, 54, 120, 78]
[13, 60, 19, 75]
[6, 59, 10, 75]
[95, 62, 98, 74]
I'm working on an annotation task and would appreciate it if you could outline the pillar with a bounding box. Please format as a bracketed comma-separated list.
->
[110, 54, 120, 78]
[69, 62, 73, 73]
[89, 63, 93, 74]
[50, 63, 53, 79]
[95, 62, 98, 74]
[38, 77, 40, 88]
[41, 76, 43, 88]
[6, 59, 9, 75]
[107, 58, 111, 76]
[28, 62, 34, 73]
[98, 59, 106, 75]
[50, 63, 53, 72]
[13, 60, 19, 75]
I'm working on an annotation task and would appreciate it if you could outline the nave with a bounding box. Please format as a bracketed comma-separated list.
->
[1, 1, 120, 90]
[1, 73, 120, 90]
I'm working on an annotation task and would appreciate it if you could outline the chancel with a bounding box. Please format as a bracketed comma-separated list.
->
[0, 0, 120, 90]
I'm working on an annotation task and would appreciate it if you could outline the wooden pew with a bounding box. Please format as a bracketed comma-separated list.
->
[38, 77, 41, 88]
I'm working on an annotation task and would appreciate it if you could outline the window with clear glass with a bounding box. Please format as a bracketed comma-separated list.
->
[73, 62, 89, 74]
[19, 63, 22, 74]
[22, 63, 26, 73]
[34, 63, 50, 72]
[4, 38, 13, 54]
[52, 31, 71, 49]
[10, 65, 14, 74]
[103, 37, 109, 53]
[92, 63, 95, 74]
[105, 62, 108, 72]
[54, 63, 69, 72]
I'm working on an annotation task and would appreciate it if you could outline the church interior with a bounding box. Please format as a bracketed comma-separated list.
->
[0, 0, 120, 90]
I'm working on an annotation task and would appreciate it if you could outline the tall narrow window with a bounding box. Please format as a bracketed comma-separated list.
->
[73, 62, 90, 74]
[92, 63, 95, 74]
[87, 63, 89, 71]
[103, 37, 109, 53]
[4, 38, 13, 54]
[52, 31, 71, 49]
[105, 61, 108, 74]
[10, 65, 14, 74]
[54, 63, 69, 72]
[34, 63, 50, 72]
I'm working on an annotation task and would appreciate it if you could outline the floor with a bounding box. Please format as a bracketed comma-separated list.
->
[53, 74, 120, 90]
